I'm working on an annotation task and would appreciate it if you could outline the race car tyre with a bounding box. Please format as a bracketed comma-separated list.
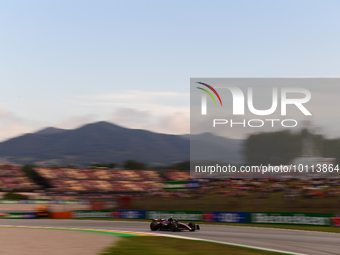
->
[150, 222, 159, 231]
[170, 223, 178, 232]
[188, 222, 196, 231]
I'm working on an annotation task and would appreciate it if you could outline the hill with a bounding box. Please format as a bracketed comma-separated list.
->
[0, 122, 243, 166]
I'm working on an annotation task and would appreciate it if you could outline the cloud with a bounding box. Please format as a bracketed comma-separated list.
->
[109, 107, 189, 135]
[53, 114, 99, 129]
[77, 90, 189, 101]
[109, 108, 151, 125]
[69, 90, 191, 134]
[152, 112, 190, 134]
[0, 88, 191, 141]
[73, 90, 189, 114]
[0, 109, 33, 141]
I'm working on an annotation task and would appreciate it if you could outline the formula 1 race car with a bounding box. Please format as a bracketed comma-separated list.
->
[150, 217, 200, 232]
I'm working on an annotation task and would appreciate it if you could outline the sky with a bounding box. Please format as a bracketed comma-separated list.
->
[1, 0, 340, 141]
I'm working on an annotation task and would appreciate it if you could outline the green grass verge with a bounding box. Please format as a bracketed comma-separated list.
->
[68, 218, 340, 234]
[99, 236, 285, 255]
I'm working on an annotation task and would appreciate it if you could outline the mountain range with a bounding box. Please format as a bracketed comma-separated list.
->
[0, 121, 244, 166]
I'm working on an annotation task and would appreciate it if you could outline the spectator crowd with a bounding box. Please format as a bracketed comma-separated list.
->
[0, 164, 339, 200]
[0, 164, 40, 191]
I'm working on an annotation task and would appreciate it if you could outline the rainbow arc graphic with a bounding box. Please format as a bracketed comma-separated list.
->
[196, 82, 222, 106]
[196, 82, 222, 115]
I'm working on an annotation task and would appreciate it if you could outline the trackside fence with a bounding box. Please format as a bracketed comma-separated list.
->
[3, 208, 340, 226]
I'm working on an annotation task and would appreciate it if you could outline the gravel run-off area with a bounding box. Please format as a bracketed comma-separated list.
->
[0, 228, 119, 255]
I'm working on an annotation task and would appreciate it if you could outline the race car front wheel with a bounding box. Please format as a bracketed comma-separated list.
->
[188, 222, 195, 231]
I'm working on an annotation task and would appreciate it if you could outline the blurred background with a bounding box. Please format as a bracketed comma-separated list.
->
[0, 1, 340, 218]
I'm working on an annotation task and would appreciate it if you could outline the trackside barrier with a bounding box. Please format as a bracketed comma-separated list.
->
[42, 210, 337, 227]
[49, 211, 72, 219]
[146, 211, 203, 221]
[250, 212, 334, 226]
[114, 211, 336, 226]
[330, 217, 340, 227]
[202, 212, 250, 223]
[111, 210, 204, 221]
[73, 210, 112, 218]
[115, 210, 146, 219]
[4, 212, 37, 219]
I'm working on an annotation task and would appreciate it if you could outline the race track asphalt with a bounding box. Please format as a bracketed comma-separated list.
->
[0, 219, 339, 255]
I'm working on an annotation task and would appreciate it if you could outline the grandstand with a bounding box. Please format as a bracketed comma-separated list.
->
[0, 164, 40, 191]
[164, 169, 190, 181]
[0, 163, 339, 204]
[0, 164, 191, 194]
[35, 167, 164, 193]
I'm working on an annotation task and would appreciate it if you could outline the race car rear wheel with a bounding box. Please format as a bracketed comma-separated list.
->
[188, 222, 195, 231]
[150, 222, 159, 231]
[170, 223, 178, 232]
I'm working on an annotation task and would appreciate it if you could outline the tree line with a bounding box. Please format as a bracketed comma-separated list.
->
[244, 129, 340, 165]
